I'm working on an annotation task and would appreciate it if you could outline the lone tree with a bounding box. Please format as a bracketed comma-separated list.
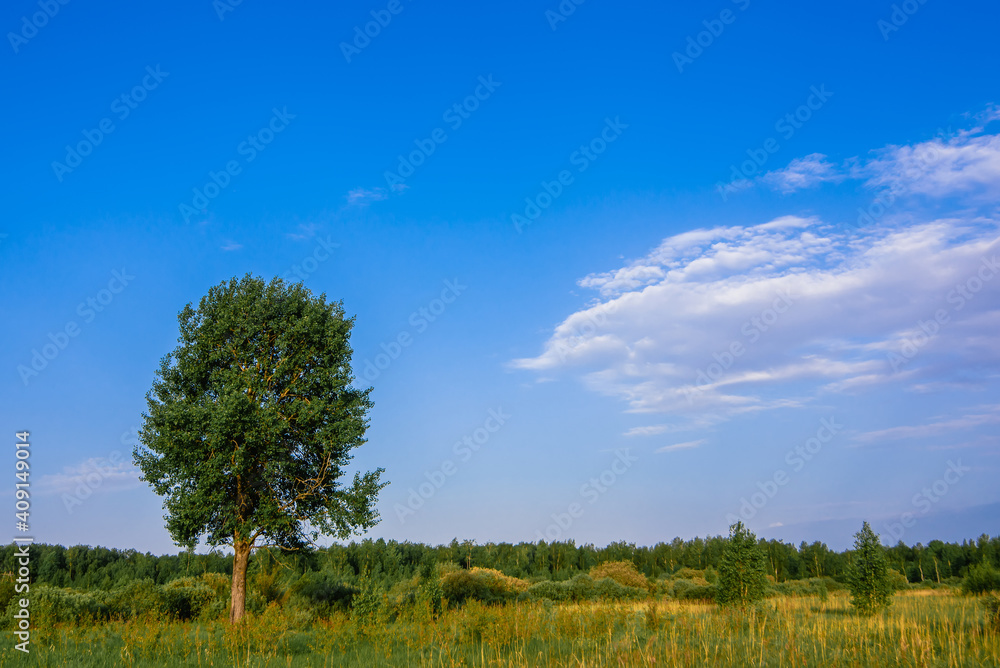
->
[717, 521, 769, 608]
[134, 275, 386, 622]
[847, 521, 894, 616]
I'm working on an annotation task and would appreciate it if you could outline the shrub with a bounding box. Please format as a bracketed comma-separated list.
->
[590, 561, 649, 591]
[351, 573, 387, 627]
[594, 577, 648, 601]
[8, 585, 108, 626]
[963, 563, 1000, 595]
[889, 570, 911, 591]
[671, 579, 717, 602]
[161, 577, 221, 621]
[440, 568, 530, 606]
[101, 579, 165, 619]
[522, 580, 569, 602]
[566, 574, 596, 601]
[520, 574, 646, 602]
[290, 571, 357, 617]
[441, 570, 500, 605]
[468, 568, 530, 596]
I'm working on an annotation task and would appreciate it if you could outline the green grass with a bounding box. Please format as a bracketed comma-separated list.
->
[1, 591, 997, 667]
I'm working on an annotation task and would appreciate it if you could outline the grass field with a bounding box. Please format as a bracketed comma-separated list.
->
[1, 590, 997, 667]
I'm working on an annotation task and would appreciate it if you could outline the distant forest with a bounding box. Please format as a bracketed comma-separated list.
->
[4, 534, 997, 590]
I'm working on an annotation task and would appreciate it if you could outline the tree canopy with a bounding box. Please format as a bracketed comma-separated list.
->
[717, 521, 769, 608]
[847, 521, 894, 616]
[134, 275, 386, 621]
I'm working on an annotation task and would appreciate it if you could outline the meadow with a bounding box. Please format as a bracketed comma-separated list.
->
[2, 538, 998, 666]
[2, 583, 998, 666]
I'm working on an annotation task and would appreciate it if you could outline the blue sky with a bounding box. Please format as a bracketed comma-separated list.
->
[3, 0, 999, 554]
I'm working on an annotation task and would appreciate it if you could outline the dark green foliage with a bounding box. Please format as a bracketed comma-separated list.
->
[963, 563, 1000, 594]
[670, 579, 718, 601]
[1, 532, 996, 628]
[133, 275, 387, 621]
[521, 576, 647, 603]
[134, 275, 386, 552]
[717, 522, 769, 608]
[441, 570, 508, 605]
[290, 571, 357, 616]
[847, 522, 894, 616]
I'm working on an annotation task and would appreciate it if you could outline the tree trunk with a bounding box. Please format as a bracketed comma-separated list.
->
[230, 538, 252, 623]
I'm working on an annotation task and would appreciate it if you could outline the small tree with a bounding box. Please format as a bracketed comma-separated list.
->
[134, 275, 386, 622]
[717, 521, 769, 608]
[847, 521, 894, 616]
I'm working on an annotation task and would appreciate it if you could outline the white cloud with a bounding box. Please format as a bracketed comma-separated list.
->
[752, 119, 1000, 201]
[759, 153, 843, 193]
[286, 223, 319, 241]
[346, 187, 390, 206]
[854, 405, 1000, 443]
[34, 456, 142, 497]
[654, 439, 705, 453]
[513, 216, 1000, 426]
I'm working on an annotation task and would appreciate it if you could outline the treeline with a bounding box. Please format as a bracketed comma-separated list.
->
[3, 533, 998, 591]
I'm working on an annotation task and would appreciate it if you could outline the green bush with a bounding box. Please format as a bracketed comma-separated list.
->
[5, 585, 109, 626]
[100, 579, 165, 618]
[522, 580, 569, 602]
[964, 563, 1000, 595]
[289, 571, 356, 617]
[593, 577, 647, 601]
[441, 570, 503, 605]
[520, 574, 646, 603]
[671, 578, 717, 602]
[161, 579, 215, 621]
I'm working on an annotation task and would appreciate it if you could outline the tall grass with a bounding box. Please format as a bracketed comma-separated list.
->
[0, 591, 997, 666]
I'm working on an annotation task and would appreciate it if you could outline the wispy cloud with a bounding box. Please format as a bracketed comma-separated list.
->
[221, 241, 243, 251]
[346, 187, 390, 206]
[512, 128, 1000, 432]
[34, 457, 142, 497]
[654, 439, 705, 453]
[759, 153, 844, 193]
[854, 405, 1000, 443]
[753, 117, 1000, 200]
[286, 223, 319, 241]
